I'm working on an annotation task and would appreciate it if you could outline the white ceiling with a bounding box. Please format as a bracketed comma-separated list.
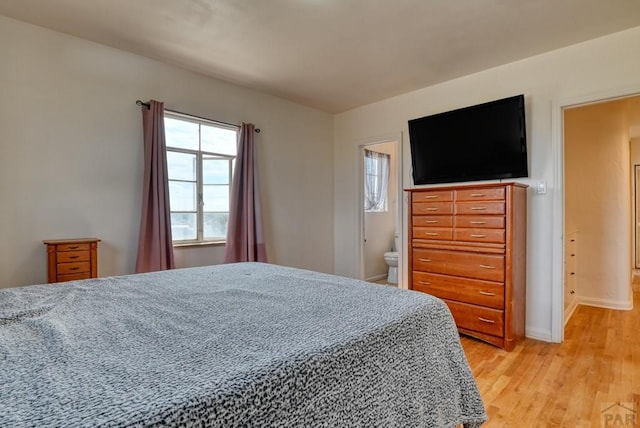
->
[2, 0, 640, 113]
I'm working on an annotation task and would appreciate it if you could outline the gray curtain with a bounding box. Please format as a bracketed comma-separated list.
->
[135, 99, 175, 272]
[224, 123, 268, 263]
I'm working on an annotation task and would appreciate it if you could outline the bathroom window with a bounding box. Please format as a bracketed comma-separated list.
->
[364, 149, 390, 212]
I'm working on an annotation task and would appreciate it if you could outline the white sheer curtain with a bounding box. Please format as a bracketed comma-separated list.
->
[364, 149, 390, 212]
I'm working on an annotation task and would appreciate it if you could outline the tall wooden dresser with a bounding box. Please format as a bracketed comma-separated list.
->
[43, 238, 100, 283]
[407, 183, 527, 351]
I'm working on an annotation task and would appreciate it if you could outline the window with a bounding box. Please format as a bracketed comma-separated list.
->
[164, 112, 238, 244]
[364, 149, 390, 212]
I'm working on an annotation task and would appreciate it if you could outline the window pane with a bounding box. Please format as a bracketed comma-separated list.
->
[169, 181, 197, 211]
[203, 158, 229, 184]
[203, 185, 229, 211]
[204, 212, 228, 239]
[165, 117, 199, 150]
[201, 125, 237, 156]
[171, 213, 197, 240]
[167, 151, 196, 181]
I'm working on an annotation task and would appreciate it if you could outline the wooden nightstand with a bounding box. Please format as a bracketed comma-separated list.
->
[43, 238, 101, 283]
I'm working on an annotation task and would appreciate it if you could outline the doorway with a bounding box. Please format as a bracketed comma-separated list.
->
[358, 138, 401, 286]
[557, 93, 640, 338]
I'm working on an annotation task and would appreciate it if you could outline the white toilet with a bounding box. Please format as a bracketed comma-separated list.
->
[383, 233, 399, 284]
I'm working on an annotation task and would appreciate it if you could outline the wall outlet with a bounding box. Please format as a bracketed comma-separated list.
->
[536, 180, 547, 195]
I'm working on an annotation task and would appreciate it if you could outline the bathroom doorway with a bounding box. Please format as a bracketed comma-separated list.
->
[359, 139, 400, 286]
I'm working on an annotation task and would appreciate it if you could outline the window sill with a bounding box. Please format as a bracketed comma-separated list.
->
[173, 240, 226, 248]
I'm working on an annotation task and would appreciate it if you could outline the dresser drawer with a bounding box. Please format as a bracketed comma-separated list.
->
[413, 202, 454, 215]
[454, 228, 505, 244]
[455, 201, 505, 215]
[413, 216, 453, 228]
[413, 248, 505, 282]
[57, 261, 90, 275]
[57, 250, 90, 263]
[445, 300, 504, 337]
[57, 243, 91, 252]
[413, 271, 504, 309]
[58, 272, 92, 282]
[456, 187, 505, 201]
[413, 227, 453, 241]
[412, 190, 453, 202]
[454, 215, 505, 229]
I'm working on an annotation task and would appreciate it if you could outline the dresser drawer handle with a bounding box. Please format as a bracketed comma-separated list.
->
[470, 234, 487, 238]
[418, 281, 431, 285]
[424, 195, 439, 199]
[426, 207, 439, 211]
[479, 264, 496, 269]
[470, 221, 486, 225]
[418, 258, 432, 262]
[470, 193, 485, 197]
[479, 291, 496, 296]
[69, 256, 79, 259]
[68, 246, 79, 249]
[425, 220, 438, 224]
[425, 232, 438, 236]
[478, 317, 495, 324]
[69, 267, 79, 271]
[470, 207, 487, 211]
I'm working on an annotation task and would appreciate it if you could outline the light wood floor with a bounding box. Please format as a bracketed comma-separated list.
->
[460, 291, 639, 427]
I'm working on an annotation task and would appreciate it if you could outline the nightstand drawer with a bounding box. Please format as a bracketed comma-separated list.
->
[57, 243, 90, 252]
[58, 272, 92, 282]
[57, 261, 90, 275]
[57, 250, 90, 263]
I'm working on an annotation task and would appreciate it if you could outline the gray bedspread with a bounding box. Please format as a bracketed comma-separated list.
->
[0, 262, 486, 427]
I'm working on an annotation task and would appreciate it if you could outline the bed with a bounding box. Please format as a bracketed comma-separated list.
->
[0, 262, 486, 427]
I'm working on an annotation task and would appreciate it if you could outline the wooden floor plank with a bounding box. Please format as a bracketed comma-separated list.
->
[461, 291, 639, 427]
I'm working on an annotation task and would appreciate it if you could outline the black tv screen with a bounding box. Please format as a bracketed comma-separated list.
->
[408, 94, 528, 185]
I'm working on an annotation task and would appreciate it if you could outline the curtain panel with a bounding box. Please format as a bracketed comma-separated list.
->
[135, 100, 175, 273]
[224, 123, 268, 263]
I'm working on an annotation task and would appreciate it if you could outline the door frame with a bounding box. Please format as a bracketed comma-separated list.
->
[356, 133, 404, 287]
[551, 85, 640, 342]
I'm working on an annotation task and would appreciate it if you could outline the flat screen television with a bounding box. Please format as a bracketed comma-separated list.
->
[408, 94, 528, 185]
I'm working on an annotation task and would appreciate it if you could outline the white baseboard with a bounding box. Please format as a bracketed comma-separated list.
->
[525, 326, 554, 342]
[564, 299, 579, 326]
[578, 296, 633, 311]
[365, 273, 388, 282]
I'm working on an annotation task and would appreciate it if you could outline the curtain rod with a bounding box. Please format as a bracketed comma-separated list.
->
[136, 100, 260, 133]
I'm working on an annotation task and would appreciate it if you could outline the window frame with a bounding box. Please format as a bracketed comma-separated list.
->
[164, 111, 238, 246]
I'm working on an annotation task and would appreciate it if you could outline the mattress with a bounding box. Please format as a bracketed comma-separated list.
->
[0, 262, 486, 427]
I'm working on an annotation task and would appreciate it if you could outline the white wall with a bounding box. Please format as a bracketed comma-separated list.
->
[0, 16, 334, 288]
[334, 26, 640, 341]
[564, 100, 633, 309]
